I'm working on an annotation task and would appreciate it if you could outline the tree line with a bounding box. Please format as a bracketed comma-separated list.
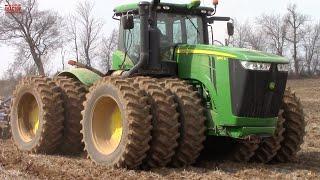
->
[0, 0, 118, 80]
[0, 0, 319, 82]
[230, 4, 320, 76]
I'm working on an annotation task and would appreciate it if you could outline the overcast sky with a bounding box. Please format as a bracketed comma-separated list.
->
[0, 0, 319, 77]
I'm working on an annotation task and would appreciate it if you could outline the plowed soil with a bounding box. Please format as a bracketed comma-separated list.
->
[0, 79, 319, 180]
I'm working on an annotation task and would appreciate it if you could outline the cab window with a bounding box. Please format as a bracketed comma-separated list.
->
[119, 13, 204, 63]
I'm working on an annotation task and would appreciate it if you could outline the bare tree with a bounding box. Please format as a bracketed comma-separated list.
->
[5, 46, 52, 79]
[231, 20, 251, 48]
[5, 47, 37, 79]
[302, 23, 320, 75]
[231, 20, 267, 51]
[313, 53, 320, 75]
[257, 14, 288, 56]
[61, 47, 66, 70]
[75, 0, 103, 67]
[100, 29, 118, 72]
[0, 0, 62, 75]
[286, 3, 308, 75]
[65, 15, 80, 62]
[0, 45, 25, 96]
[246, 29, 267, 51]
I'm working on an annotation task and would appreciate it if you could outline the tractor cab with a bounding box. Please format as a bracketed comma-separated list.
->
[120, 12, 205, 61]
[112, 0, 229, 76]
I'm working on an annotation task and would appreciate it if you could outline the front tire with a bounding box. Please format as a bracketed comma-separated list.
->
[81, 77, 152, 169]
[273, 88, 305, 162]
[230, 139, 259, 162]
[250, 112, 285, 163]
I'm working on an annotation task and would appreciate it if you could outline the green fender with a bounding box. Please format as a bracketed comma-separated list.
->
[57, 68, 102, 86]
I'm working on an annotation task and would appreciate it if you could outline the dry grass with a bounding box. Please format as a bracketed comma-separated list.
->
[0, 79, 319, 179]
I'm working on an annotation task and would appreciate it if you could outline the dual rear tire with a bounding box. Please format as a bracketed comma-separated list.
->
[10, 76, 87, 155]
[54, 77, 87, 154]
[9, 75, 206, 168]
[10, 76, 64, 154]
[81, 77, 206, 169]
[81, 77, 152, 168]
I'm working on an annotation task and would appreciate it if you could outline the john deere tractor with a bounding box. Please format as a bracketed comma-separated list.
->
[10, 0, 305, 169]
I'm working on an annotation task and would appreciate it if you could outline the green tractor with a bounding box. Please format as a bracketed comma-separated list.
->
[10, 0, 305, 169]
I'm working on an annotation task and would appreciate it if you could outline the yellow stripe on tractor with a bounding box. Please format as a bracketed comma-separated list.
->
[176, 49, 237, 59]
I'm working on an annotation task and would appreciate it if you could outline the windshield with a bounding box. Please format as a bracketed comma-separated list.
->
[119, 13, 204, 64]
[157, 13, 204, 45]
[157, 13, 204, 61]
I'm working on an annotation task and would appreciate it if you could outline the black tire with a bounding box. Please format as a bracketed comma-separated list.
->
[272, 88, 305, 162]
[133, 77, 180, 169]
[161, 78, 206, 167]
[54, 76, 87, 154]
[251, 112, 285, 163]
[81, 77, 152, 169]
[10, 76, 64, 154]
[230, 139, 259, 162]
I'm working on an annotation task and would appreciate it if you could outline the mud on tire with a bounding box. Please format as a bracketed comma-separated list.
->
[272, 88, 305, 162]
[230, 139, 259, 162]
[10, 76, 64, 154]
[54, 76, 87, 154]
[250, 112, 285, 163]
[160, 78, 206, 167]
[81, 77, 152, 169]
[133, 76, 180, 169]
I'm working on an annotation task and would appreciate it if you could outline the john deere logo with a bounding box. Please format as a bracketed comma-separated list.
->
[269, 82, 276, 90]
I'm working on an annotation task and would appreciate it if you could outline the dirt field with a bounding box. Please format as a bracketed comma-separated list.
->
[0, 79, 319, 180]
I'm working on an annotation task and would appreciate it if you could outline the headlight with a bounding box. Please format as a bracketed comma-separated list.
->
[201, 10, 207, 14]
[240, 61, 271, 71]
[163, 6, 170, 10]
[277, 64, 289, 72]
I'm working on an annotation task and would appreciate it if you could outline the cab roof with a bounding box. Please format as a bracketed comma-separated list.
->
[114, 2, 215, 16]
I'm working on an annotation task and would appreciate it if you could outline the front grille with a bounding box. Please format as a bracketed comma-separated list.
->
[229, 60, 288, 118]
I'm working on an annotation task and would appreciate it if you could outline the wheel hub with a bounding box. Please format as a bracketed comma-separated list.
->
[18, 93, 40, 142]
[92, 96, 123, 155]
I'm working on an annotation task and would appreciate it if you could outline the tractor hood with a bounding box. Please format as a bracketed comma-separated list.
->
[175, 44, 289, 64]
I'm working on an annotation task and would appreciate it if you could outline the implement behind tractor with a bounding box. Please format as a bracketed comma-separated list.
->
[10, 0, 305, 169]
[0, 97, 11, 139]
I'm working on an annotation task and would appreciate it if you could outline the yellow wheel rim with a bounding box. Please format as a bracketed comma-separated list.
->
[109, 107, 122, 146]
[17, 93, 40, 142]
[92, 96, 123, 155]
[29, 100, 40, 135]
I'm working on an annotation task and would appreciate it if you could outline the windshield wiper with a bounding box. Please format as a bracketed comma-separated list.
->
[186, 16, 200, 35]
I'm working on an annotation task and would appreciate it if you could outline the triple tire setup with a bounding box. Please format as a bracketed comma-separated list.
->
[10, 76, 305, 169]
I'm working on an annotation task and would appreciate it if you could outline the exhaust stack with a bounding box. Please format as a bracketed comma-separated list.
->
[122, 2, 151, 77]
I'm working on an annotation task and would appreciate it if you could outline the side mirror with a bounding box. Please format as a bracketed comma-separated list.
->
[227, 22, 234, 36]
[121, 15, 134, 30]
